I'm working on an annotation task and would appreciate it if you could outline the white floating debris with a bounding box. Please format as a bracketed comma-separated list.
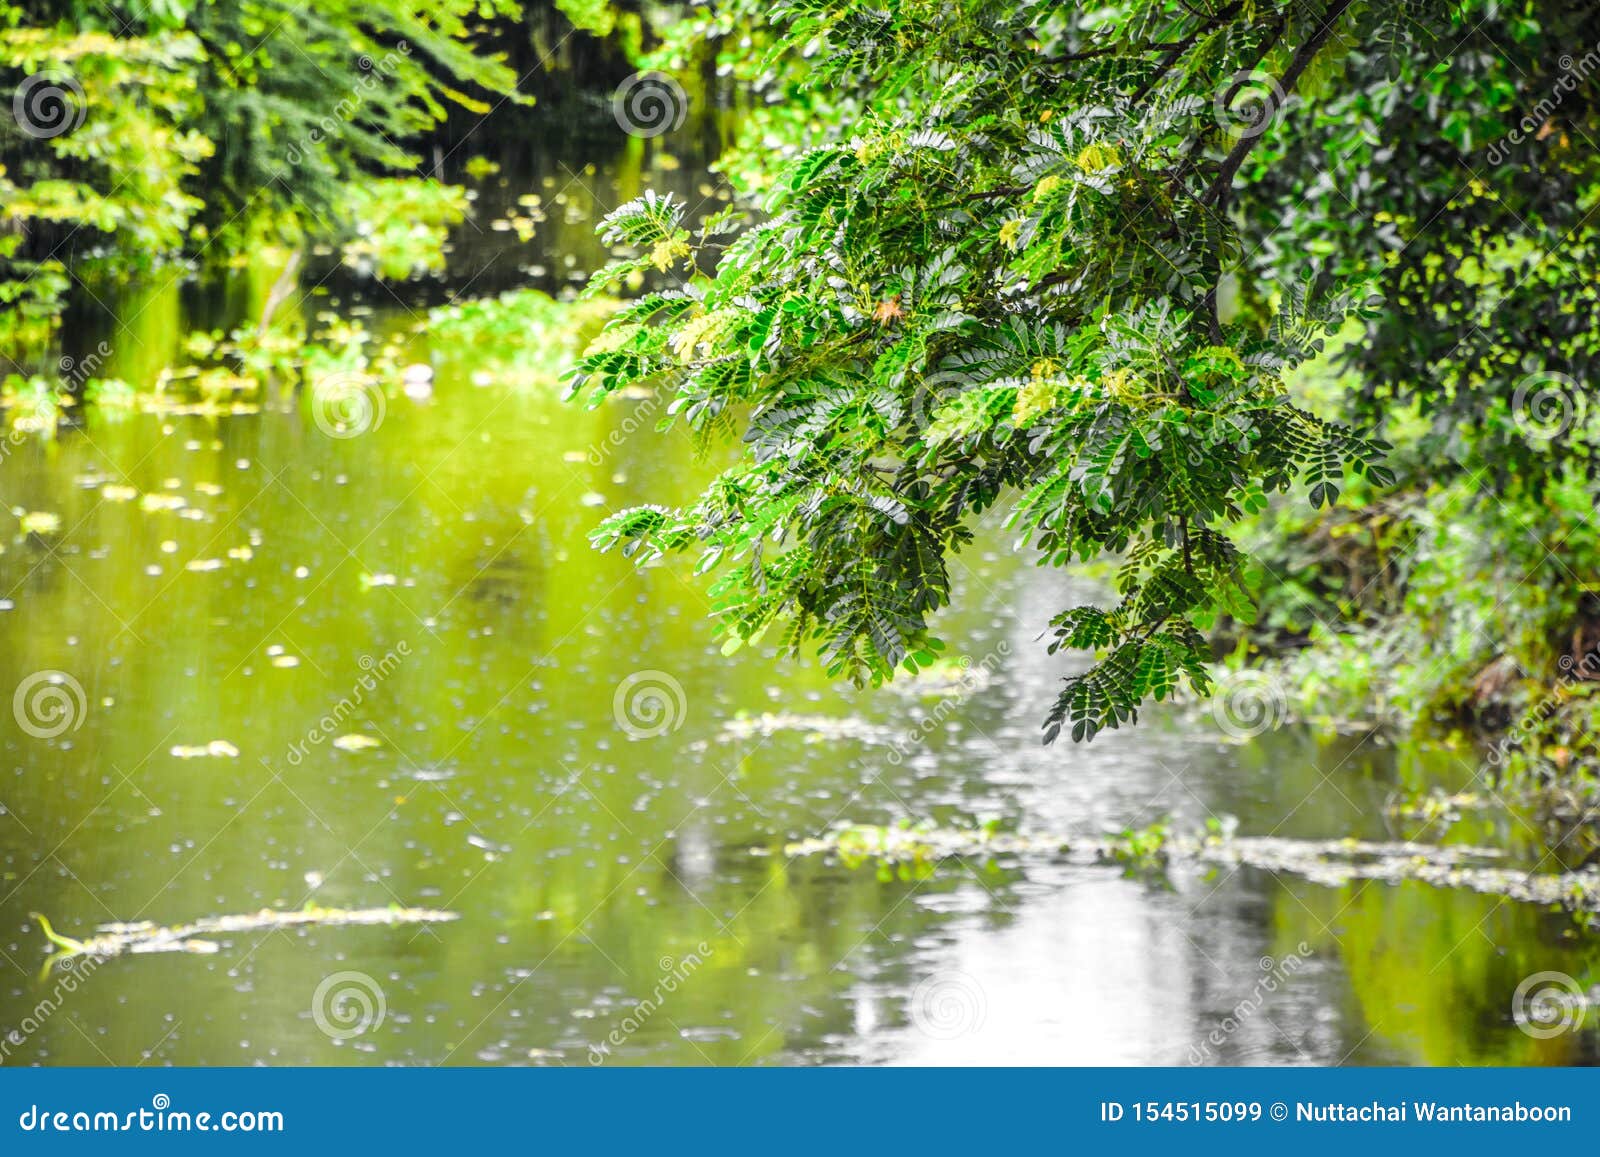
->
[401, 363, 434, 400]
[171, 740, 240, 759]
[332, 734, 381, 752]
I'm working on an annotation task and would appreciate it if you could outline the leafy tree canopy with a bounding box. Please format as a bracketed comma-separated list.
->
[571, 0, 1600, 741]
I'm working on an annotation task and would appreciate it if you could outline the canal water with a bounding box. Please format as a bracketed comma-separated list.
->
[1, 111, 1596, 1067]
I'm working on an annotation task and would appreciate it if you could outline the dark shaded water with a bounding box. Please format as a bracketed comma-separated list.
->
[1, 116, 1597, 1067]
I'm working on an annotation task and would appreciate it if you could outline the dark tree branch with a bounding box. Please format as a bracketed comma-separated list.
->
[1129, 0, 1248, 105]
[1201, 0, 1356, 205]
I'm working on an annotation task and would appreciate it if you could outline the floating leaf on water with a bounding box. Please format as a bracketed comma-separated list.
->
[332, 733, 381, 752]
[18, 511, 61, 535]
[171, 740, 240, 759]
[33, 905, 459, 963]
[718, 712, 899, 746]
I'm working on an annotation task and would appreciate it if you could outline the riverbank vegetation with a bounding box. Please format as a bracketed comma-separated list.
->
[568, 0, 1600, 802]
[6, 0, 1600, 799]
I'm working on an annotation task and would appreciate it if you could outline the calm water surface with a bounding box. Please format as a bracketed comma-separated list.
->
[2, 119, 1598, 1067]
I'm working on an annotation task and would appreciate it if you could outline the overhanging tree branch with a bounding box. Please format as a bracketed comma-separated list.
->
[1201, 0, 1356, 205]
